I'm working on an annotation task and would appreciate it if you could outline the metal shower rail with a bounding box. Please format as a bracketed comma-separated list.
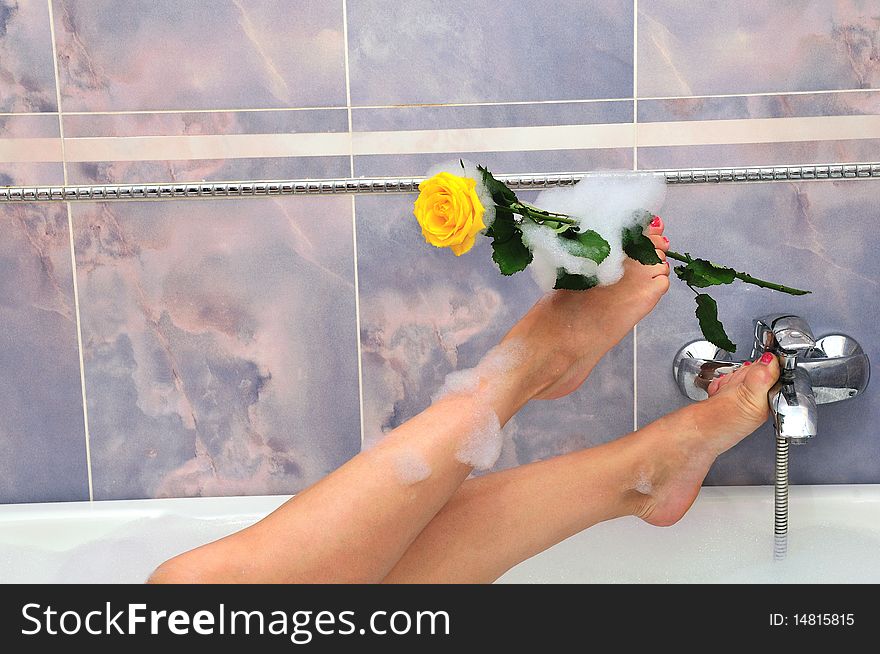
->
[2, 162, 879, 203]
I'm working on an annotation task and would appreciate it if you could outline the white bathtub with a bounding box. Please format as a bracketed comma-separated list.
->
[1, 485, 878, 583]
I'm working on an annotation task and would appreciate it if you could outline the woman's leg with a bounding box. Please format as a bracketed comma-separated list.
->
[147, 354, 540, 583]
[384, 356, 779, 583]
[149, 226, 671, 584]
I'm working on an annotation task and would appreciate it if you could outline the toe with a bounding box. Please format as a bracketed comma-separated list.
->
[650, 261, 670, 278]
[647, 215, 664, 235]
[707, 378, 721, 395]
[648, 273, 670, 297]
[648, 235, 668, 265]
[736, 353, 781, 417]
[708, 372, 731, 396]
[729, 362, 750, 380]
[648, 234, 670, 253]
[743, 354, 780, 393]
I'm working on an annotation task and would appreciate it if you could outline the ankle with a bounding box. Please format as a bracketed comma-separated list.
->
[480, 341, 571, 423]
[631, 490, 659, 522]
[627, 406, 715, 501]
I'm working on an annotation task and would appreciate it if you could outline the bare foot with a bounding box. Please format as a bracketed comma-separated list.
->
[508, 216, 671, 400]
[634, 353, 781, 526]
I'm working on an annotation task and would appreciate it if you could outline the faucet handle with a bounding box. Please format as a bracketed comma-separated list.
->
[770, 315, 816, 353]
[754, 315, 816, 356]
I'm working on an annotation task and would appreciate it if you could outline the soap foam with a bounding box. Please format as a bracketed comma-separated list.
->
[525, 173, 667, 290]
[432, 339, 526, 405]
[432, 339, 525, 470]
[432, 367, 482, 402]
[520, 221, 600, 289]
[392, 449, 432, 485]
[425, 159, 497, 227]
[454, 403, 503, 470]
[477, 339, 527, 383]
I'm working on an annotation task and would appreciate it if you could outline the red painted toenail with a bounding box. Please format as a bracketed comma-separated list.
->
[650, 216, 661, 228]
[760, 352, 774, 364]
[743, 361, 751, 366]
[662, 236, 669, 244]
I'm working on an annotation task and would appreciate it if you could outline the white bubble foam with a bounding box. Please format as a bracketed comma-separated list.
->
[520, 221, 600, 289]
[454, 404, 503, 470]
[431, 340, 524, 470]
[432, 339, 526, 405]
[476, 339, 527, 382]
[425, 159, 497, 227]
[525, 173, 667, 291]
[393, 449, 432, 485]
[432, 367, 482, 402]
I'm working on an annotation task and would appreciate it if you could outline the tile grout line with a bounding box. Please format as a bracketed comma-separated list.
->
[342, 0, 366, 449]
[632, 0, 639, 433]
[633, 0, 639, 170]
[1, 86, 878, 118]
[633, 325, 638, 432]
[47, 0, 94, 501]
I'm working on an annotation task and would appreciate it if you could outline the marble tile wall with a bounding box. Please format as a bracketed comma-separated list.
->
[0, 0, 877, 502]
[72, 195, 361, 500]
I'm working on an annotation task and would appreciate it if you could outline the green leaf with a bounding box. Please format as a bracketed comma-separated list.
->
[621, 223, 662, 265]
[477, 165, 518, 206]
[559, 229, 611, 264]
[489, 208, 532, 275]
[674, 257, 736, 288]
[554, 271, 599, 290]
[694, 294, 736, 352]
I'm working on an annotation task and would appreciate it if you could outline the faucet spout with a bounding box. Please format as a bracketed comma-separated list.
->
[755, 315, 819, 442]
[769, 367, 818, 443]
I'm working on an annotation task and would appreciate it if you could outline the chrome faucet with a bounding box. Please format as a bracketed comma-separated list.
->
[752, 315, 818, 444]
[672, 315, 869, 552]
[672, 314, 869, 441]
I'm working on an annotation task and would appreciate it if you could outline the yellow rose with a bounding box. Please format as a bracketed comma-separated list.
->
[413, 172, 486, 256]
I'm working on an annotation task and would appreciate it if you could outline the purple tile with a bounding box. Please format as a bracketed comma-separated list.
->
[638, 91, 880, 122]
[0, 203, 89, 503]
[52, 0, 346, 111]
[67, 157, 350, 186]
[352, 101, 633, 132]
[638, 140, 880, 171]
[0, 113, 59, 138]
[63, 110, 348, 137]
[637, 179, 880, 485]
[639, 0, 880, 97]
[355, 149, 633, 178]
[73, 195, 361, 499]
[0, 114, 63, 185]
[355, 194, 634, 471]
[348, 0, 633, 105]
[0, 0, 58, 112]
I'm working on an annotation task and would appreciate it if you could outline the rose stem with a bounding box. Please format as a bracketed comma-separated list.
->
[666, 250, 811, 296]
[502, 203, 579, 226]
